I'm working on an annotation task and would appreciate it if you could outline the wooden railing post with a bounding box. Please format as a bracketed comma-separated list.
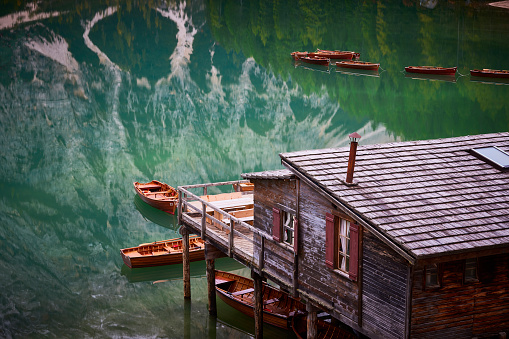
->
[178, 189, 183, 223]
[258, 235, 264, 272]
[228, 217, 234, 258]
[201, 202, 207, 240]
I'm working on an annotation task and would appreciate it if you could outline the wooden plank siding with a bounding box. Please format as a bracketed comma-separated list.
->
[411, 253, 509, 338]
[251, 178, 297, 288]
[296, 180, 360, 327]
[249, 176, 362, 328]
[362, 229, 409, 339]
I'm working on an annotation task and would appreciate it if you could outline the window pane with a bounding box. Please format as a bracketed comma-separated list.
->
[426, 264, 439, 287]
[337, 218, 350, 273]
[465, 258, 478, 281]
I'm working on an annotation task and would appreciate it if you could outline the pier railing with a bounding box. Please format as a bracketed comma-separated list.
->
[178, 180, 268, 270]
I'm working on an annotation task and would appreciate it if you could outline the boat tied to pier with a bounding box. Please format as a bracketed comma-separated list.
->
[134, 180, 178, 214]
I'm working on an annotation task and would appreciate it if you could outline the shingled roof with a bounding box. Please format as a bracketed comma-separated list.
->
[242, 169, 294, 180]
[279, 132, 509, 259]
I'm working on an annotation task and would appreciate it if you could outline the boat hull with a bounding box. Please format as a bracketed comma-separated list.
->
[134, 180, 178, 214]
[120, 237, 204, 269]
[470, 69, 509, 79]
[309, 52, 353, 60]
[299, 56, 330, 66]
[315, 49, 360, 59]
[336, 61, 380, 71]
[215, 270, 306, 330]
[405, 66, 457, 75]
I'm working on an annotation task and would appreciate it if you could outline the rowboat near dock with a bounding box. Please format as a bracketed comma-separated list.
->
[215, 270, 307, 329]
[134, 180, 178, 214]
[120, 236, 204, 268]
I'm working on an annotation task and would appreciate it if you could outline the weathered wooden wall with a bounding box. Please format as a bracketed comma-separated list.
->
[296, 180, 360, 327]
[252, 178, 296, 286]
[361, 229, 409, 339]
[411, 253, 509, 338]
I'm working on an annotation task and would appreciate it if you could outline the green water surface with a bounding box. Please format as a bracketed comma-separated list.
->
[0, 0, 508, 337]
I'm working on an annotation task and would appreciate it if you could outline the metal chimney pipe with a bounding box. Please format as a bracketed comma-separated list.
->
[346, 132, 362, 184]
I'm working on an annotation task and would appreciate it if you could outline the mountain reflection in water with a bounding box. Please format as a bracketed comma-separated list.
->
[0, 0, 508, 337]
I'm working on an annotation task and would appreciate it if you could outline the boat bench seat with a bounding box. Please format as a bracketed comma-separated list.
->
[129, 252, 144, 257]
[264, 298, 279, 305]
[232, 288, 255, 296]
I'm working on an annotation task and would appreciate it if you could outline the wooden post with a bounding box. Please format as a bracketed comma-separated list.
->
[228, 217, 234, 257]
[201, 202, 207, 239]
[252, 270, 263, 339]
[205, 243, 217, 317]
[181, 227, 191, 299]
[307, 302, 318, 339]
[206, 258, 216, 316]
[258, 235, 265, 272]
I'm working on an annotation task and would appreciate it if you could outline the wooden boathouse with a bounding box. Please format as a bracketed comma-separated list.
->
[177, 132, 509, 338]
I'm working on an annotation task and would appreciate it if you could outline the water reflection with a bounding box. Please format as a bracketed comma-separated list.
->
[0, 0, 508, 337]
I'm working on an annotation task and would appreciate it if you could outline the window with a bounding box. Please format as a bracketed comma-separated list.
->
[337, 218, 350, 273]
[325, 212, 359, 281]
[470, 146, 509, 170]
[272, 208, 298, 252]
[425, 264, 440, 289]
[282, 211, 295, 247]
[464, 258, 478, 283]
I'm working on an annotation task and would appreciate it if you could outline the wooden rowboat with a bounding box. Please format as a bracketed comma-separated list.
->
[134, 180, 178, 214]
[299, 56, 330, 66]
[291, 51, 308, 60]
[315, 49, 360, 59]
[405, 66, 457, 75]
[215, 270, 307, 329]
[336, 60, 380, 71]
[291, 314, 358, 339]
[309, 51, 354, 60]
[470, 69, 509, 79]
[120, 236, 204, 269]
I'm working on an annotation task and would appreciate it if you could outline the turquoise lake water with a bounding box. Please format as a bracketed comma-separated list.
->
[0, 0, 508, 337]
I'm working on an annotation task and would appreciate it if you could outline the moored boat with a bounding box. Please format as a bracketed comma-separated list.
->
[336, 60, 380, 71]
[291, 51, 308, 60]
[314, 49, 360, 59]
[299, 55, 330, 66]
[470, 69, 509, 79]
[215, 270, 307, 329]
[134, 180, 178, 214]
[120, 236, 204, 269]
[405, 66, 457, 75]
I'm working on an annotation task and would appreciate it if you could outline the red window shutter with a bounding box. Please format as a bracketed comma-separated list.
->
[325, 213, 335, 269]
[293, 217, 299, 253]
[272, 208, 281, 242]
[349, 222, 359, 281]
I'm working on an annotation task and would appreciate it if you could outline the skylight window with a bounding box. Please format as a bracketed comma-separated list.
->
[470, 146, 509, 170]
